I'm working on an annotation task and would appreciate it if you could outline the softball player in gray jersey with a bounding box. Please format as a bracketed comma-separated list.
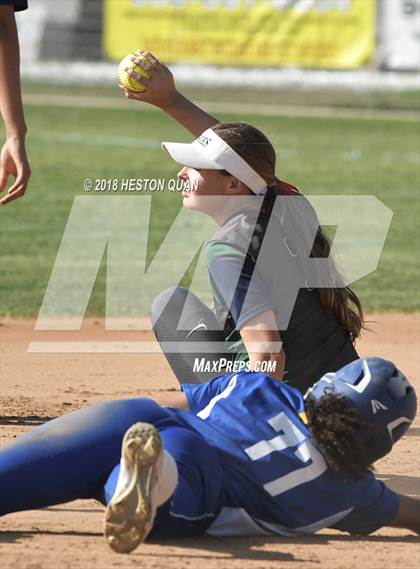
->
[121, 50, 362, 393]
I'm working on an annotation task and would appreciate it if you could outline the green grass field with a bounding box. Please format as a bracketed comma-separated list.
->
[0, 83, 419, 316]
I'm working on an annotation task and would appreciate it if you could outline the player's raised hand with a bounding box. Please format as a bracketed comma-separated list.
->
[119, 49, 218, 137]
[0, 137, 31, 205]
[119, 49, 179, 111]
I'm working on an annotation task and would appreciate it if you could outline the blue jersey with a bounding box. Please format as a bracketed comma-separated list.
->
[169, 371, 398, 536]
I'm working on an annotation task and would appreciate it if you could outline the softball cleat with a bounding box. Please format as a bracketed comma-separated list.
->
[104, 422, 163, 554]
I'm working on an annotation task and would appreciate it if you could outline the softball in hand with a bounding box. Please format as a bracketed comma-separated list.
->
[118, 53, 152, 93]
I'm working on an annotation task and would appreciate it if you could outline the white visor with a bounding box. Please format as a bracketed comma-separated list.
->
[161, 127, 267, 195]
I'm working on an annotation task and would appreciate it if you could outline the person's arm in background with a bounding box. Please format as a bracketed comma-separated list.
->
[152, 391, 190, 410]
[0, 4, 30, 204]
[207, 251, 285, 381]
[239, 310, 285, 381]
[119, 49, 218, 137]
[387, 494, 420, 535]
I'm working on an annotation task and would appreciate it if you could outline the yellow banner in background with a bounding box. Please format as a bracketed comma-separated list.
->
[104, 0, 375, 69]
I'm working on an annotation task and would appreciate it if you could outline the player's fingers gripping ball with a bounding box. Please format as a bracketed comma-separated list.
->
[118, 53, 153, 93]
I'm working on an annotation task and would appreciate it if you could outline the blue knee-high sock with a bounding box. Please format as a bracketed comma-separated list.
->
[0, 398, 176, 516]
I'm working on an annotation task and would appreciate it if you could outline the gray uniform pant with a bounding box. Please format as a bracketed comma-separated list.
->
[151, 287, 234, 384]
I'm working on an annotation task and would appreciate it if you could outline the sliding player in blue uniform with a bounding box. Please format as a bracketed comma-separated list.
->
[0, 357, 418, 554]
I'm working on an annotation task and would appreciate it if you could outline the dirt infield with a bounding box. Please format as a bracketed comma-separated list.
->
[1, 314, 419, 569]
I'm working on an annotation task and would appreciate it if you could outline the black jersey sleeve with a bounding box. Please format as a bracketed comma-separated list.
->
[0, 0, 28, 12]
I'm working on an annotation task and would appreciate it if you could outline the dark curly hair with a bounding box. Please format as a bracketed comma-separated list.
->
[305, 391, 374, 479]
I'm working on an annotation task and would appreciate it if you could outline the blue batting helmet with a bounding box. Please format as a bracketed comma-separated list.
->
[305, 357, 417, 463]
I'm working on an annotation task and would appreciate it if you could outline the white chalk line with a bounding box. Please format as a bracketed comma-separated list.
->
[27, 340, 269, 354]
[35, 130, 157, 149]
[23, 93, 419, 123]
[32, 130, 419, 167]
